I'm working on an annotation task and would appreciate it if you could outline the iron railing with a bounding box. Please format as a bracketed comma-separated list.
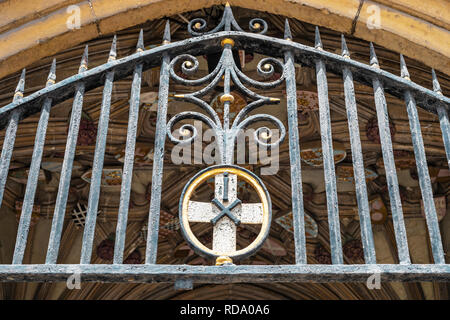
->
[0, 5, 449, 284]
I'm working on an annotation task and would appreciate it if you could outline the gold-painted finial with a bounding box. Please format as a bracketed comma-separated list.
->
[216, 256, 233, 266]
[221, 38, 235, 47]
[79, 63, 88, 71]
[220, 94, 235, 104]
[225, 2, 231, 7]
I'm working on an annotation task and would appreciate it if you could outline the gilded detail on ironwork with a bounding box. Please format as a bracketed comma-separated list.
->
[0, 3, 448, 284]
[179, 165, 271, 263]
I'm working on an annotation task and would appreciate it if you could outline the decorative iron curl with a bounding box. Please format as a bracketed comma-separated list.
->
[249, 18, 268, 35]
[187, 18, 209, 35]
[187, 5, 268, 37]
[233, 58, 285, 90]
[234, 114, 286, 148]
[188, 17, 226, 37]
[166, 111, 221, 146]
[169, 54, 224, 86]
[172, 95, 223, 128]
[229, 69, 276, 102]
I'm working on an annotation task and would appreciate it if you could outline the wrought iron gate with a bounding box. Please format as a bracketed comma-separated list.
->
[0, 4, 449, 284]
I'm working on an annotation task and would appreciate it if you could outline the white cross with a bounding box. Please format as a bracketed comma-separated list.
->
[187, 172, 263, 254]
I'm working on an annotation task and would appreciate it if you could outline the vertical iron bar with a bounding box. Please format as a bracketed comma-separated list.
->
[432, 70, 450, 170]
[0, 111, 20, 208]
[401, 58, 444, 263]
[372, 80, 410, 264]
[80, 69, 114, 264]
[46, 48, 88, 264]
[341, 36, 376, 264]
[283, 20, 306, 264]
[370, 43, 410, 264]
[80, 37, 117, 264]
[13, 61, 56, 264]
[113, 32, 144, 264]
[342, 68, 376, 264]
[0, 70, 25, 209]
[314, 28, 343, 264]
[223, 66, 231, 164]
[146, 22, 171, 264]
[437, 106, 450, 169]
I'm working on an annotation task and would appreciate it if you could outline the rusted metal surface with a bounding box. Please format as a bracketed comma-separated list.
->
[315, 27, 343, 265]
[0, 33, 448, 132]
[45, 47, 88, 264]
[114, 31, 144, 264]
[145, 21, 172, 264]
[341, 36, 376, 265]
[80, 37, 117, 264]
[284, 20, 307, 265]
[0, 5, 448, 283]
[401, 56, 445, 264]
[0, 264, 448, 283]
[13, 60, 56, 264]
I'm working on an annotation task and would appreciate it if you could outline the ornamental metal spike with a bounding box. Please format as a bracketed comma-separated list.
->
[341, 35, 350, 58]
[163, 20, 171, 44]
[108, 35, 117, 61]
[137, 29, 145, 52]
[223, 1, 233, 31]
[79, 45, 89, 73]
[14, 69, 26, 100]
[47, 59, 57, 85]
[284, 19, 292, 40]
[431, 69, 442, 94]
[369, 42, 379, 67]
[315, 26, 323, 50]
[400, 54, 410, 79]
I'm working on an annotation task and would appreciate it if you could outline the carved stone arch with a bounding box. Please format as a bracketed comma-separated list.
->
[0, 0, 449, 79]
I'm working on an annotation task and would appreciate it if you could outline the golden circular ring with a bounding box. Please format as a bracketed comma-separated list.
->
[179, 165, 272, 261]
[221, 38, 235, 47]
[194, 22, 202, 29]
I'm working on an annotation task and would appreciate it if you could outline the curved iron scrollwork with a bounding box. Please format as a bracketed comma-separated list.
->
[188, 3, 268, 36]
[0, 3, 449, 281]
[166, 32, 286, 164]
